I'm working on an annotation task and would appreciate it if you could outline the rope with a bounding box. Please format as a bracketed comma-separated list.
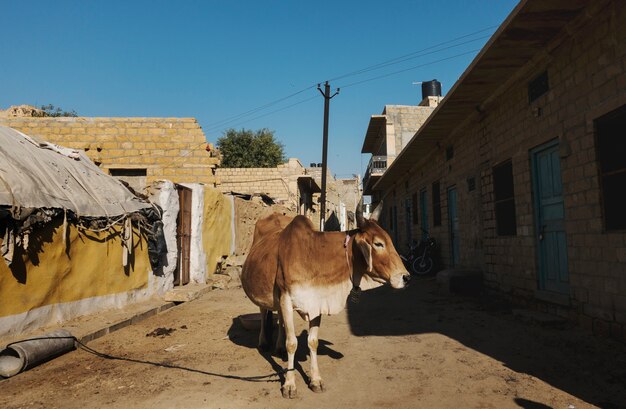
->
[3, 336, 292, 383]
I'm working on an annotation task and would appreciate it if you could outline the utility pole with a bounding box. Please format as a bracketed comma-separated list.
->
[317, 81, 339, 231]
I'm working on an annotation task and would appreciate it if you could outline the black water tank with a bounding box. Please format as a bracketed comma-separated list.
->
[421, 79, 442, 100]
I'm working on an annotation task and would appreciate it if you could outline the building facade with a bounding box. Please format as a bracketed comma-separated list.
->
[215, 158, 321, 217]
[0, 115, 220, 191]
[362, 100, 439, 195]
[368, 0, 626, 339]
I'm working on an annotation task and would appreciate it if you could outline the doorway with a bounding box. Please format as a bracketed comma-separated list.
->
[447, 186, 460, 267]
[174, 185, 192, 286]
[530, 140, 569, 294]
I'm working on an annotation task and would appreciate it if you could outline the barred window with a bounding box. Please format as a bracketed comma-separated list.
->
[493, 160, 517, 236]
[595, 104, 626, 230]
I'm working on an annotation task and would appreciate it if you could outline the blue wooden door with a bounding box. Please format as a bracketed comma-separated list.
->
[419, 189, 428, 240]
[447, 186, 460, 267]
[531, 141, 569, 294]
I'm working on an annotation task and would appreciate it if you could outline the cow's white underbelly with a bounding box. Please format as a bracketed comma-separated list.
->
[289, 281, 352, 321]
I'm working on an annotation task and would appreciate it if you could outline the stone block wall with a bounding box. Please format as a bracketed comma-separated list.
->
[0, 117, 219, 188]
[384, 105, 436, 154]
[215, 160, 301, 209]
[377, 0, 626, 339]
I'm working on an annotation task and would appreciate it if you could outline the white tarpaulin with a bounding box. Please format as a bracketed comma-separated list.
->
[0, 125, 151, 217]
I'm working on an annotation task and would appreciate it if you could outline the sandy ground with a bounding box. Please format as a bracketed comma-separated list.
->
[1, 279, 625, 409]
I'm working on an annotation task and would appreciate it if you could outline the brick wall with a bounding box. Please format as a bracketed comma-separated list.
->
[215, 158, 305, 210]
[0, 117, 219, 188]
[216, 161, 359, 229]
[377, 0, 626, 338]
[384, 105, 436, 154]
[216, 166, 292, 203]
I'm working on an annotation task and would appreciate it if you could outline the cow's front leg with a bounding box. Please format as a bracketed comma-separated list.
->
[308, 316, 324, 392]
[279, 293, 297, 399]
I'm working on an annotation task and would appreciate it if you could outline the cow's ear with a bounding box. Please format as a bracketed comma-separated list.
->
[356, 238, 373, 273]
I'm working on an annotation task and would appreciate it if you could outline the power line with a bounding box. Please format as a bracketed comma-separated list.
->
[205, 95, 319, 137]
[202, 25, 497, 132]
[202, 85, 316, 132]
[327, 26, 496, 82]
[339, 49, 480, 89]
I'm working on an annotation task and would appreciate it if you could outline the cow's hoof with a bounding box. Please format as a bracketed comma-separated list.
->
[309, 380, 325, 393]
[281, 384, 297, 399]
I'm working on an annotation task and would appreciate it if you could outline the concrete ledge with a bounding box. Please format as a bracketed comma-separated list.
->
[534, 290, 571, 307]
[77, 301, 176, 343]
[0, 299, 177, 348]
[436, 269, 484, 296]
[513, 309, 568, 329]
[164, 284, 212, 303]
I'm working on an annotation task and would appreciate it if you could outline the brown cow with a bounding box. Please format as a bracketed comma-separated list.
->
[241, 213, 293, 351]
[241, 203, 410, 398]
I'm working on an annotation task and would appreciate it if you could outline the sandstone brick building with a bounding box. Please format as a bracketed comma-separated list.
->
[216, 159, 360, 230]
[0, 115, 219, 191]
[362, 99, 439, 195]
[215, 158, 317, 210]
[0, 113, 227, 292]
[364, 0, 626, 339]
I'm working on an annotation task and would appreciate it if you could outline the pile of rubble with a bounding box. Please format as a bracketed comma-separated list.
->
[208, 254, 246, 290]
[0, 105, 46, 117]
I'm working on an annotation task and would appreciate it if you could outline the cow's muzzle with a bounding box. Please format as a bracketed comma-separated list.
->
[403, 273, 411, 286]
[390, 272, 411, 289]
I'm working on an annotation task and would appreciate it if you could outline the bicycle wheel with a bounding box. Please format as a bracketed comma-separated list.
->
[413, 256, 433, 275]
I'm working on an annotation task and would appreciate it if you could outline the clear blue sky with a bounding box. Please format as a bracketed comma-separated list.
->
[0, 0, 518, 179]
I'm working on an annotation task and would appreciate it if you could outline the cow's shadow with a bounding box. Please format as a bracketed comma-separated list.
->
[227, 317, 344, 385]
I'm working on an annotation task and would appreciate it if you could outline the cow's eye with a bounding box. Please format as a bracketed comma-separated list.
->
[374, 242, 385, 248]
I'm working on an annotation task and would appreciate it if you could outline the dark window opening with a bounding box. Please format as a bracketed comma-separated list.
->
[109, 168, 147, 177]
[528, 70, 549, 103]
[595, 104, 626, 230]
[412, 192, 418, 225]
[109, 168, 147, 194]
[467, 176, 476, 192]
[493, 160, 517, 236]
[446, 145, 454, 161]
[432, 181, 442, 226]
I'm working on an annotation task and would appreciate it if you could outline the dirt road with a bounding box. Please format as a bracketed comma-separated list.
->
[1, 279, 624, 408]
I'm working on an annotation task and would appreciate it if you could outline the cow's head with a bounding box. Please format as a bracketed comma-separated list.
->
[353, 201, 410, 289]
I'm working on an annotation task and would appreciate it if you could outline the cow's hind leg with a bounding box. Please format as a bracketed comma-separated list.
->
[275, 309, 286, 357]
[308, 316, 324, 392]
[258, 308, 273, 351]
[279, 293, 297, 399]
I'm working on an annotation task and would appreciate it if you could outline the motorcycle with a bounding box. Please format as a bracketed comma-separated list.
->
[401, 229, 436, 275]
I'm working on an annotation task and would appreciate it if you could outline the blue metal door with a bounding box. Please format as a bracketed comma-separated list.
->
[447, 186, 460, 267]
[531, 140, 569, 294]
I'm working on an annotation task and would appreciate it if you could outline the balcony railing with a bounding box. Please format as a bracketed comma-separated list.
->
[363, 156, 388, 193]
